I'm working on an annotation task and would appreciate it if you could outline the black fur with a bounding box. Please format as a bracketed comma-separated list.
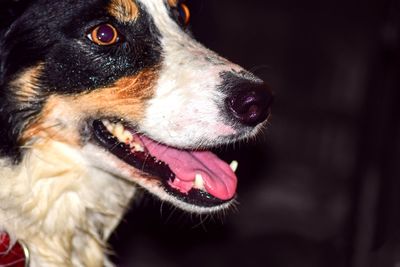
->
[0, 0, 164, 161]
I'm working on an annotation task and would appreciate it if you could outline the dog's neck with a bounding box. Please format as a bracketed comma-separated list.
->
[0, 139, 136, 267]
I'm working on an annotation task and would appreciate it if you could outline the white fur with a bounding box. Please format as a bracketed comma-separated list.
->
[139, 0, 252, 148]
[0, 140, 135, 267]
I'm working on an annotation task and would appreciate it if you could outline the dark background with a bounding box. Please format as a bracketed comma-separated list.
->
[110, 0, 400, 266]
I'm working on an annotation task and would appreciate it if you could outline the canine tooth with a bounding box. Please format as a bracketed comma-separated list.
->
[194, 173, 206, 190]
[230, 160, 238, 173]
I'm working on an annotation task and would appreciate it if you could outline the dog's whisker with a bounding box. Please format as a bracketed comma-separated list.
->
[163, 205, 178, 225]
[159, 200, 166, 217]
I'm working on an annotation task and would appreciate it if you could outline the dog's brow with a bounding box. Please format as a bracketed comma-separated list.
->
[109, 0, 139, 22]
[167, 0, 178, 7]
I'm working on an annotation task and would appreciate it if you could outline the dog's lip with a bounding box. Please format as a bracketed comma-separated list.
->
[91, 119, 237, 207]
[91, 119, 175, 182]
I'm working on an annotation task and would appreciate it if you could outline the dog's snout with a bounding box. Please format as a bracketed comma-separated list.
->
[226, 81, 273, 127]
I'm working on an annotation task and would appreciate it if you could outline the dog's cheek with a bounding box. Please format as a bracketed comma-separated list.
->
[20, 68, 159, 147]
[19, 98, 81, 147]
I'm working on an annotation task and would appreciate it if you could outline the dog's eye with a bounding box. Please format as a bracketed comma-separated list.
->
[173, 3, 190, 27]
[88, 24, 119, 46]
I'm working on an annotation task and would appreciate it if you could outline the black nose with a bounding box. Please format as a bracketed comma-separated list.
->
[226, 82, 273, 126]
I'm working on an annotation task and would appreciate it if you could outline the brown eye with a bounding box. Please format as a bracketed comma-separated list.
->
[88, 24, 119, 46]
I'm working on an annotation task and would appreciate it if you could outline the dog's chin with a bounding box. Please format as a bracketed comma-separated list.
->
[82, 119, 239, 214]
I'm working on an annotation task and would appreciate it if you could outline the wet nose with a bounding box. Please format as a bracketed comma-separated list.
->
[226, 81, 273, 126]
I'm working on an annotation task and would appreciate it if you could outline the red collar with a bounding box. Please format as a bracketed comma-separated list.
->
[0, 232, 29, 267]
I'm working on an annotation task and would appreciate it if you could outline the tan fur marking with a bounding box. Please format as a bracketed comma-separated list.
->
[11, 65, 43, 102]
[168, 0, 179, 7]
[21, 68, 158, 146]
[20, 98, 78, 146]
[109, 0, 139, 23]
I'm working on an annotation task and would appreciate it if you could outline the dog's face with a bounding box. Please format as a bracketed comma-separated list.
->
[0, 0, 273, 213]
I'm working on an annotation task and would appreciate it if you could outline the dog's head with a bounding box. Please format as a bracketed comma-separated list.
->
[0, 0, 273, 213]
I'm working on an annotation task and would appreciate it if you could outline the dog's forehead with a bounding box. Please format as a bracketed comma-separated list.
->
[108, 0, 176, 22]
[108, 0, 139, 22]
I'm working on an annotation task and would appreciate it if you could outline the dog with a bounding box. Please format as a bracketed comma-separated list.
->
[0, 0, 273, 266]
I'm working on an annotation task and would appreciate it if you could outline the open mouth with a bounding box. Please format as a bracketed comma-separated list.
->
[92, 119, 238, 209]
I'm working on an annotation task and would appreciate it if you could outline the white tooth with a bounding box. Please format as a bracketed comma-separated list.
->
[102, 119, 110, 128]
[107, 125, 114, 134]
[113, 123, 125, 140]
[230, 160, 238, 173]
[194, 173, 206, 190]
[130, 142, 144, 152]
[122, 130, 133, 143]
[102, 120, 113, 132]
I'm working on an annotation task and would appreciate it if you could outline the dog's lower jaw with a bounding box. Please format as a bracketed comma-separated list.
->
[0, 140, 136, 267]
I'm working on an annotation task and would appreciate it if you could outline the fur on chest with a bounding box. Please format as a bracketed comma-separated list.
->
[0, 140, 136, 267]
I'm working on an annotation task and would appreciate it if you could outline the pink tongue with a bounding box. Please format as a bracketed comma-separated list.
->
[139, 136, 237, 200]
